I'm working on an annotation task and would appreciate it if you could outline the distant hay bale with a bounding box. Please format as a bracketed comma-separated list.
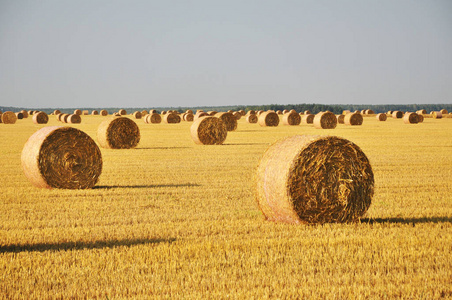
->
[82, 110, 89, 115]
[183, 113, 194, 122]
[416, 109, 427, 115]
[150, 109, 157, 114]
[97, 117, 140, 149]
[141, 110, 148, 116]
[344, 113, 363, 126]
[146, 113, 162, 124]
[186, 109, 193, 114]
[190, 116, 227, 145]
[392, 111, 403, 118]
[33, 112, 49, 124]
[113, 112, 121, 117]
[342, 110, 351, 115]
[417, 114, 424, 123]
[163, 112, 181, 124]
[28, 110, 34, 115]
[74, 109, 82, 115]
[247, 110, 256, 115]
[51, 110, 60, 116]
[246, 114, 258, 123]
[258, 111, 279, 127]
[365, 109, 374, 115]
[257, 110, 265, 116]
[92, 110, 99, 115]
[282, 109, 289, 114]
[216, 112, 238, 131]
[19, 110, 28, 118]
[304, 110, 311, 115]
[2, 111, 17, 124]
[118, 109, 127, 115]
[238, 110, 246, 116]
[207, 111, 218, 116]
[194, 112, 209, 120]
[337, 114, 345, 124]
[432, 111, 442, 119]
[302, 114, 315, 124]
[61, 114, 70, 123]
[440, 109, 448, 115]
[233, 111, 242, 120]
[68, 114, 81, 124]
[255, 135, 374, 224]
[282, 111, 301, 125]
[403, 112, 419, 124]
[314, 112, 337, 129]
[161, 110, 167, 115]
[15, 112, 24, 119]
[133, 111, 142, 119]
[100, 110, 108, 116]
[21, 126, 102, 189]
[376, 113, 387, 121]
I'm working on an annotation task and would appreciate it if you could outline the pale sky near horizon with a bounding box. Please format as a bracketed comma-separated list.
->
[1, 0, 451, 109]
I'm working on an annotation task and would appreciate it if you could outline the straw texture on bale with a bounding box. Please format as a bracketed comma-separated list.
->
[392, 111, 403, 118]
[313, 112, 337, 129]
[416, 109, 427, 115]
[100, 110, 108, 116]
[282, 112, 301, 126]
[256, 135, 374, 224]
[376, 113, 387, 121]
[238, 110, 246, 116]
[133, 111, 142, 119]
[190, 116, 227, 145]
[74, 109, 82, 115]
[149, 109, 157, 114]
[336, 114, 345, 124]
[1, 111, 17, 124]
[146, 113, 162, 124]
[119, 109, 127, 115]
[21, 126, 102, 189]
[164, 112, 181, 124]
[344, 113, 363, 126]
[183, 113, 194, 122]
[216, 112, 238, 131]
[247, 110, 256, 115]
[440, 109, 448, 115]
[302, 114, 314, 124]
[403, 112, 419, 124]
[365, 109, 374, 115]
[417, 114, 424, 123]
[233, 112, 241, 120]
[258, 111, 279, 127]
[246, 114, 258, 123]
[15, 112, 24, 120]
[68, 114, 81, 124]
[186, 109, 193, 114]
[432, 111, 442, 119]
[92, 110, 99, 115]
[97, 117, 140, 149]
[32, 112, 49, 124]
[19, 110, 28, 118]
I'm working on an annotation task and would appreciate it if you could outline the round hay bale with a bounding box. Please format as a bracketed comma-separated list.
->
[161, 110, 167, 115]
[239, 110, 246, 116]
[82, 110, 89, 115]
[403, 112, 419, 124]
[183, 113, 194, 122]
[282, 111, 301, 126]
[392, 111, 403, 118]
[365, 109, 374, 115]
[15, 112, 24, 120]
[440, 109, 448, 115]
[68, 114, 81, 124]
[141, 110, 148, 116]
[63, 114, 71, 123]
[416, 109, 427, 115]
[74, 109, 82, 115]
[190, 116, 227, 145]
[417, 114, 424, 123]
[337, 114, 345, 124]
[32, 112, 49, 124]
[113, 112, 121, 117]
[313, 112, 337, 129]
[118, 109, 127, 115]
[247, 110, 256, 115]
[246, 114, 258, 123]
[376, 113, 387, 121]
[342, 110, 351, 115]
[256, 135, 374, 224]
[207, 111, 218, 116]
[100, 110, 108, 116]
[149, 109, 157, 114]
[233, 111, 242, 120]
[92, 110, 99, 115]
[216, 112, 238, 131]
[28, 110, 34, 115]
[282, 109, 289, 114]
[1, 111, 17, 124]
[97, 117, 140, 149]
[19, 110, 29, 118]
[344, 113, 363, 126]
[147, 113, 162, 124]
[432, 111, 442, 119]
[186, 109, 193, 114]
[133, 111, 142, 119]
[21, 126, 102, 189]
[163, 112, 181, 124]
[257, 110, 265, 116]
[304, 110, 311, 115]
[194, 112, 209, 120]
[258, 111, 279, 127]
[302, 114, 315, 124]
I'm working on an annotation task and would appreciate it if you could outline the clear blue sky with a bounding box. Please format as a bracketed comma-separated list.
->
[1, 0, 451, 108]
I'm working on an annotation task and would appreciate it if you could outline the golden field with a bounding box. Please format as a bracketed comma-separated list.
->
[0, 113, 451, 298]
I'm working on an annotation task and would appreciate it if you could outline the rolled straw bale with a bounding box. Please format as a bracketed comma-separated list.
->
[376, 113, 387, 121]
[141, 110, 148, 116]
[258, 111, 279, 127]
[207, 111, 218, 116]
[74, 109, 82, 115]
[161, 110, 167, 115]
[432, 111, 442, 119]
[344, 113, 363, 126]
[19, 110, 28, 118]
[183, 113, 194, 122]
[28, 110, 33, 115]
[194, 112, 209, 120]
[256, 135, 374, 224]
[82, 110, 89, 115]
[313, 112, 337, 129]
[246, 114, 258, 123]
[100, 110, 108, 116]
[21, 126, 102, 189]
[57, 113, 66, 122]
[282, 109, 289, 114]
[342, 110, 351, 115]
[68, 114, 81, 124]
[133, 111, 142, 119]
[304, 110, 311, 115]
[0, 113, 2, 123]
[440, 109, 448, 115]
[416, 109, 427, 115]
[336, 114, 345, 124]
[247, 110, 256, 115]
[301, 114, 315, 124]
[282, 111, 301, 126]
[164, 112, 181, 124]
[216, 112, 238, 131]
[113, 112, 121, 117]
[92, 110, 99, 115]
[361, 110, 365, 114]
[147, 113, 162, 124]
[233, 111, 242, 120]
[257, 110, 265, 116]
[55, 113, 63, 121]
[15, 112, 24, 120]
[63, 114, 71, 123]
[403, 112, 419, 124]
[365, 109, 374, 115]
[387, 111, 393, 115]
[417, 114, 424, 123]
[186, 109, 193, 114]
[33, 112, 49, 124]
[97, 117, 140, 149]
[190, 116, 227, 145]
[0, 110, 2, 114]
[118, 109, 127, 115]
[392, 111, 403, 118]
[1, 111, 17, 124]
[150, 109, 157, 114]
[239, 110, 246, 116]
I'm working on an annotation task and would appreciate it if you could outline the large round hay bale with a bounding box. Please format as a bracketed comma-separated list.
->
[92, 110, 99, 115]
[74, 109, 82, 115]
[258, 111, 279, 127]
[97, 117, 140, 149]
[403, 112, 419, 124]
[282, 111, 301, 125]
[21, 126, 102, 189]
[190, 116, 227, 145]
[68, 114, 81, 124]
[256, 135, 374, 224]
[313, 112, 337, 129]
[15, 112, 24, 120]
[432, 111, 443, 119]
[118, 109, 127, 115]
[100, 110, 108, 116]
[344, 112, 363, 126]
[146, 113, 162, 124]
[32, 112, 49, 124]
[392, 111, 403, 118]
[163, 112, 181, 124]
[183, 113, 194, 122]
[246, 114, 258, 123]
[1, 111, 17, 124]
[336, 114, 345, 124]
[301, 114, 314, 124]
[376, 113, 387, 121]
[216, 112, 238, 131]
[133, 111, 142, 119]
[440, 109, 448, 115]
